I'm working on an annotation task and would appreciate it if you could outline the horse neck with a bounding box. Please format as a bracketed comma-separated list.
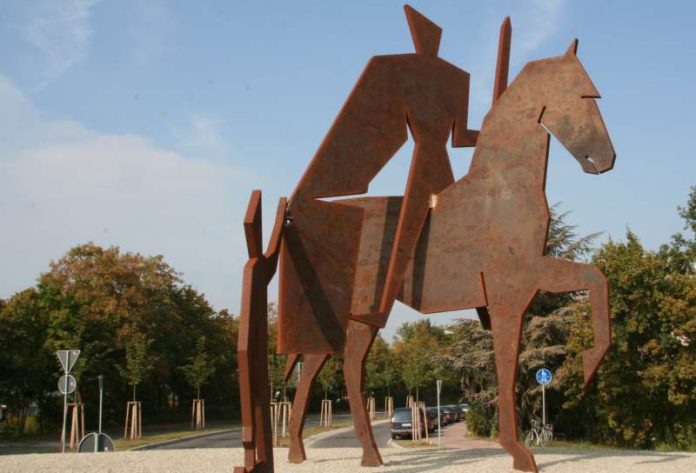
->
[467, 93, 549, 191]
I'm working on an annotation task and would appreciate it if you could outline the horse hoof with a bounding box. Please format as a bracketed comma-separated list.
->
[288, 442, 306, 464]
[513, 451, 538, 472]
[360, 450, 383, 467]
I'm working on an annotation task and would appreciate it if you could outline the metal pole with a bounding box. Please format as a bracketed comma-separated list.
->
[98, 376, 103, 434]
[542, 384, 546, 426]
[436, 379, 442, 449]
[60, 351, 70, 453]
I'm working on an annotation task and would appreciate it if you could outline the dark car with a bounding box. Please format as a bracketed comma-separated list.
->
[423, 407, 441, 432]
[440, 406, 457, 424]
[445, 404, 464, 422]
[390, 407, 426, 439]
[430, 406, 449, 426]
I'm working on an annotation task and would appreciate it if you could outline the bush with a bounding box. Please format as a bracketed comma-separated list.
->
[466, 403, 491, 437]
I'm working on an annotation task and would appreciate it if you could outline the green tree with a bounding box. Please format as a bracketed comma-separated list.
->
[119, 331, 155, 402]
[436, 318, 496, 435]
[556, 190, 695, 448]
[365, 335, 397, 396]
[316, 357, 342, 400]
[0, 289, 52, 434]
[393, 320, 441, 401]
[180, 336, 216, 400]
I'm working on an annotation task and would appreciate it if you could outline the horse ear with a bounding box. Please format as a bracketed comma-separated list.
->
[565, 38, 579, 57]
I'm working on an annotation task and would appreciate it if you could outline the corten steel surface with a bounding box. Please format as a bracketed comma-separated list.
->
[234, 191, 286, 473]
[237, 4, 616, 473]
[278, 4, 479, 354]
[369, 38, 614, 472]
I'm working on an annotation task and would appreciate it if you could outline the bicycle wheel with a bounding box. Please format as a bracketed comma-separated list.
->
[525, 430, 535, 447]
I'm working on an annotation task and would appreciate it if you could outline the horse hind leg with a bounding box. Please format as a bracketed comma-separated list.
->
[489, 304, 538, 472]
[343, 320, 382, 467]
[288, 353, 329, 463]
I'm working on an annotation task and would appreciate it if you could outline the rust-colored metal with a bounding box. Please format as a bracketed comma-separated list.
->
[278, 5, 479, 353]
[237, 4, 616, 472]
[234, 191, 286, 473]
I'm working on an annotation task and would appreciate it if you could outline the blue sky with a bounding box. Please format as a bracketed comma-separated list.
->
[0, 0, 693, 340]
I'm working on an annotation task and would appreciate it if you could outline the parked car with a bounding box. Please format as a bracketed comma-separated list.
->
[445, 404, 464, 422]
[390, 407, 426, 439]
[458, 403, 470, 414]
[440, 406, 456, 424]
[424, 407, 440, 432]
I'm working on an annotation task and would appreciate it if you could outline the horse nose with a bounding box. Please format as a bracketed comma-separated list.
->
[594, 143, 616, 174]
[583, 141, 615, 174]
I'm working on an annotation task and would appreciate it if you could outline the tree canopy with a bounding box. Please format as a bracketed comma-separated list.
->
[0, 243, 240, 433]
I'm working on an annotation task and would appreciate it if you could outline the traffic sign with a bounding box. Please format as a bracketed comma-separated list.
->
[536, 368, 552, 386]
[56, 350, 81, 373]
[78, 432, 115, 453]
[58, 374, 77, 395]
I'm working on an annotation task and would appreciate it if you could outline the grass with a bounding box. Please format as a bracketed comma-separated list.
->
[115, 425, 235, 450]
[394, 438, 439, 449]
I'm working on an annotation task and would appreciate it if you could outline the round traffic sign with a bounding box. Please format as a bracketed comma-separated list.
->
[58, 374, 77, 394]
[536, 368, 552, 386]
[78, 432, 115, 452]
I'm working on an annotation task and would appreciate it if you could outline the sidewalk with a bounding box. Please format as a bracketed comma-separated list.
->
[439, 421, 501, 451]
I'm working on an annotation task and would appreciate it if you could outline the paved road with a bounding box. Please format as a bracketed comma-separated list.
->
[149, 413, 354, 450]
[308, 421, 391, 449]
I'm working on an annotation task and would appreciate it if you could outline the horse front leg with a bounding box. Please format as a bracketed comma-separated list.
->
[288, 353, 329, 463]
[489, 305, 538, 472]
[536, 258, 611, 388]
[343, 320, 382, 467]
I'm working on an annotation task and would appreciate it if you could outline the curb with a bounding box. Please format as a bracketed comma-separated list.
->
[129, 428, 240, 451]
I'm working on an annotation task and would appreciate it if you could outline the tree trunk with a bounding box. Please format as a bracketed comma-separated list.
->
[133, 384, 137, 402]
[18, 405, 27, 435]
[197, 386, 201, 400]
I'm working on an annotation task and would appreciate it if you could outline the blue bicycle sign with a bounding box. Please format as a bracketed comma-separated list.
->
[536, 368, 552, 386]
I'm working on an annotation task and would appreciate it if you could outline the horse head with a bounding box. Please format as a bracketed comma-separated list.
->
[537, 40, 616, 174]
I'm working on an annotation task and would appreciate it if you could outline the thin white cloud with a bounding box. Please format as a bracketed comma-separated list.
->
[516, 0, 566, 56]
[0, 75, 261, 312]
[128, 0, 175, 64]
[469, 0, 568, 107]
[177, 114, 231, 160]
[20, 0, 100, 91]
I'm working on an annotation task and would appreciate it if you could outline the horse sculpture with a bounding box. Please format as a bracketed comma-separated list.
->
[234, 5, 615, 473]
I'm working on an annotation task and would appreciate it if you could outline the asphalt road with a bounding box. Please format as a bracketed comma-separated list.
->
[308, 421, 391, 449]
[149, 413, 355, 450]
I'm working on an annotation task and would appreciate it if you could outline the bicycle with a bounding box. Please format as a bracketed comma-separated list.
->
[525, 418, 553, 447]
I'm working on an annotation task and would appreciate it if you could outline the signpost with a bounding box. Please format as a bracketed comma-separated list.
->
[436, 379, 442, 449]
[56, 349, 80, 453]
[535, 368, 553, 426]
[79, 376, 115, 453]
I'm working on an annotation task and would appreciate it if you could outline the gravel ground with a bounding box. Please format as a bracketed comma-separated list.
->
[1, 445, 695, 473]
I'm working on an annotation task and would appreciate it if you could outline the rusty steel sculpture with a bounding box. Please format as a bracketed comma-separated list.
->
[234, 4, 615, 473]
